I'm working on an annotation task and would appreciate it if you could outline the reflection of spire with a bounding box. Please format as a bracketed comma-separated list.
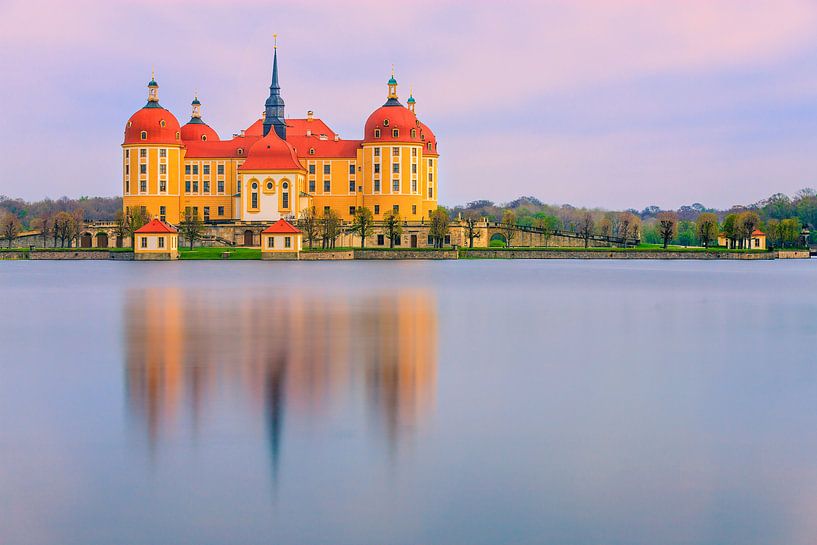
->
[264, 355, 287, 488]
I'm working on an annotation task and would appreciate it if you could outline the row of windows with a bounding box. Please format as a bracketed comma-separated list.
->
[266, 236, 293, 248]
[184, 180, 226, 193]
[307, 163, 356, 175]
[183, 206, 225, 220]
[185, 164, 225, 175]
[126, 148, 168, 159]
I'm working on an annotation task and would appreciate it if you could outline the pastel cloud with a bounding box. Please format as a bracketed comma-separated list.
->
[2, 0, 817, 208]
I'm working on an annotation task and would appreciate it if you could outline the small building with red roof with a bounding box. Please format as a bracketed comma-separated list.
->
[133, 219, 179, 260]
[261, 219, 302, 258]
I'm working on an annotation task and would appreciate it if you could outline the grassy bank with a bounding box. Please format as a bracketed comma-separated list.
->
[461, 244, 772, 254]
[180, 247, 261, 260]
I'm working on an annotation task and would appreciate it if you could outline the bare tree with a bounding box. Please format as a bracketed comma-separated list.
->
[1, 213, 21, 248]
[656, 211, 678, 249]
[429, 208, 450, 248]
[31, 214, 52, 248]
[464, 211, 482, 248]
[576, 211, 595, 248]
[320, 208, 341, 249]
[617, 212, 638, 248]
[298, 207, 320, 249]
[383, 210, 403, 248]
[501, 209, 516, 247]
[351, 207, 375, 248]
[695, 212, 719, 248]
[179, 207, 205, 249]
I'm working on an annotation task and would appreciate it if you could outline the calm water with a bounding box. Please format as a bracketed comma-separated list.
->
[2, 260, 817, 545]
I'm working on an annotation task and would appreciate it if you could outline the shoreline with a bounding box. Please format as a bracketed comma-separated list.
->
[0, 248, 810, 261]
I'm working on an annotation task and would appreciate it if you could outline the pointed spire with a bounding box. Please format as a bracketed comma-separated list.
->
[263, 36, 286, 139]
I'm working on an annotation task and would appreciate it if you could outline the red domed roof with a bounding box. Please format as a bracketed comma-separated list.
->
[364, 104, 426, 144]
[181, 120, 219, 142]
[124, 106, 182, 145]
[240, 132, 304, 171]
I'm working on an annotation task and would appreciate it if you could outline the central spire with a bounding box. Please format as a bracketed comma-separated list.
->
[263, 35, 286, 139]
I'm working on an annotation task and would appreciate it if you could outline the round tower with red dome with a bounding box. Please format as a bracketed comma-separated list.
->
[122, 74, 184, 224]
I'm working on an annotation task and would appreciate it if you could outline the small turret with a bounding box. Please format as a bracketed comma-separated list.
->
[190, 95, 202, 120]
[407, 88, 416, 113]
[384, 67, 401, 107]
[146, 71, 160, 108]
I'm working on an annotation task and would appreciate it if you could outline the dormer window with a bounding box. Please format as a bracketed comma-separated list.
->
[411, 129, 416, 138]
[160, 120, 166, 128]
[383, 119, 390, 127]
[201, 135, 207, 141]
[140, 131, 147, 140]
[237, 148, 244, 155]
[392, 129, 399, 138]
[374, 128, 381, 138]
[427, 142, 432, 150]
[175, 132, 180, 140]
[309, 148, 315, 155]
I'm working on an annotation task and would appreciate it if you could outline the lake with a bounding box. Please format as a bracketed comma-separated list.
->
[2, 260, 817, 545]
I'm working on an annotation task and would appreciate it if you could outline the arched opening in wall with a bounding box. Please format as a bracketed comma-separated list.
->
[96, 233, 108, 248]
[244, 230, 254, 247]
[489, 233, 507, 248]
[80, 232, 93, 248]
[116, 236, 124, 248]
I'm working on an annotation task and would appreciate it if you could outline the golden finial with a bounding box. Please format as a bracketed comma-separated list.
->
[391, 64, 395, 77]
[151, 68, 155, 80]
[274, 34, 278, 49]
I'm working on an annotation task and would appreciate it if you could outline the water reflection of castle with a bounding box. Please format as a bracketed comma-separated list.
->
[124, 287, 437, 472]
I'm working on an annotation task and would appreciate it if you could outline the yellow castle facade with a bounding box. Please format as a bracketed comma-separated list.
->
[122, 46, 439, 226]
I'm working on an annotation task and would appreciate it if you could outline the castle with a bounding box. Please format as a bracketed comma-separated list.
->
[122, 44, 439, 229]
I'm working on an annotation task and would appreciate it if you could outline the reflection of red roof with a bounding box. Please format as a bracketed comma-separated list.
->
[240, 132, 304, 171]
[135, 219, 177, 234]
[262, 219, 301, 234]
[287, 135, 361, 158]
[752, 229, 765, 236]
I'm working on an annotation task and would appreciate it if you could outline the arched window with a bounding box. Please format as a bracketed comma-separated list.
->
[282, 181, 289, 209]
[392, 129, 399, 138]
[160, 120, 166, 128]
[140, 131, 147, 140]
[374, 128, 381, 138]
[411, 129, 416, 138]
[427, 142, 432, 151]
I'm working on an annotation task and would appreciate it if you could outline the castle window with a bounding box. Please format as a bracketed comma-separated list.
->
[160, 206, 166, 221]
[383, 119, 390, 127]
[323, 180, 330, 192]
[140, 148, 147, 157]
[374, 204, 380, 214]
[309, 164, 316, 174]
[392, 163, 399, 173]
[349, 163, 355, 175]
[159, 164, 167, 175]
[201, 135, 207, 141]
[218, 206, 224, 216]
[140, 131, 147, 140]
[125, 165, 129, 174]
[411, 129, 416, 138]
[428, 173, 433, 182]
[282, 182, 288, 189]
[185, 181, 191, 192]
[411, 164, 417, 174]
[427, 143, 432, 150]
[160, 180, 167, 192]
[392, 147, 399, 156]
[349, 180, 355, 192]
[237, 148, 243, 155]
[140, 164, 147, 174]
[268, 237, 275, 248]
[203, 181, 210, 193]
[374, 164, 380, 174]
[349, 206, 356, 216]
[159, 149, 167, 158]
[392, 179, 399, 192]
[282, 190, 289, 209]
[192, 181, 199, 192]
[421, 134, 426, 140]
[217, 180, 224, 193]
[266, 181, 273, 191]
[175, 132, 180, 140]
[374, 129, 381, 138]
[309, 148, 315, 155]
[125, 149, 130, 158]
[203, 207, 210, 221]
[411, 180, 417, 192]
[392, 129, 399, 138]
[140, 237, 147, 248]
[185, 165, 191, 174]
[192, 165, 199, 175]
[217, 164, 224, 175]
[428, 187, 433, 198]
[323, 164, 331, 175]
[309, 180, 315, 192]
[374, 180, 381, 192]
[251, 192, 258, 209]
[412, 204, 417, 215]
[377, 234, 384, 246]
[158, 236, 165, 248]
[252, 182, 258, 190]
[160, 120, 166, 128]
[393, 205, 399, 213]
[203, 165, 210, 175]
[374, 147, 380, 157]
[140, 181, 146, 192]
[284, 236, 291, 248]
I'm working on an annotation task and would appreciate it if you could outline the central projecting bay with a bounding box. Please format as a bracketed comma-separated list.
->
[1, 260, 816, 545]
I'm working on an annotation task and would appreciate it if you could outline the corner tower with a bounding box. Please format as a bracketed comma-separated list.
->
[263, 36, 287, 140]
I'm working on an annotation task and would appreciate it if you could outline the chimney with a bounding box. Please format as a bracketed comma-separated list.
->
[307, 110, 314, 121]
[334, 134, 339, 141]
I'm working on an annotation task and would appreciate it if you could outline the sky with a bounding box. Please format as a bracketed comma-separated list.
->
[3, 0, 817, 209]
